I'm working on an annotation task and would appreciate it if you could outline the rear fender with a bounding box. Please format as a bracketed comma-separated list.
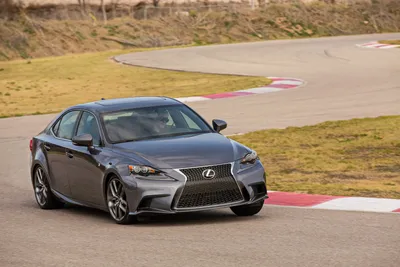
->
[30, 139, 51, 187]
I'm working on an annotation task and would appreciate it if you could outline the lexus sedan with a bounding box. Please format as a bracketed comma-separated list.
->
[30, 97, 268, 224]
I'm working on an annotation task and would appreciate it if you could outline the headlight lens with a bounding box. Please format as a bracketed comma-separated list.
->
[241, 150, 258, 164]
[129, 165, 161, 176]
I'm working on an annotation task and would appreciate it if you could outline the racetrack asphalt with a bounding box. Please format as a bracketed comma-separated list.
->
[1, 33, 400, 267]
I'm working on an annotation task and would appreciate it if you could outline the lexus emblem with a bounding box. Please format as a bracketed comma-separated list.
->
[202, 169, 216, 179]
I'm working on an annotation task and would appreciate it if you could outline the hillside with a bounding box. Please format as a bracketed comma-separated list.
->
[1, 0, 399, 60]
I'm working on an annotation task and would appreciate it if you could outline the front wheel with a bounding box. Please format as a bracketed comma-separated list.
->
[106, 176, 138, 224]
[230, 199, 264, 216]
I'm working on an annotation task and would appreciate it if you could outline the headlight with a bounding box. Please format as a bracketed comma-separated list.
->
[128, 165, 176, 181]
[128, 165, 161, 176]
[241, 150, 258, 164]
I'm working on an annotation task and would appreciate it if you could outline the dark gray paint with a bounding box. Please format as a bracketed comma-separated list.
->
[112, 132, 250, 169]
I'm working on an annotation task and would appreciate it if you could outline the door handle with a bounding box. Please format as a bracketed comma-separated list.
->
[66, 151, 74, 158]
[44, 144, 51, 151]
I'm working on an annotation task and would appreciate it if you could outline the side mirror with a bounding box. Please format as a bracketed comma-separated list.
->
[72, 134, 93, 147]
[212, 119, 227, 133]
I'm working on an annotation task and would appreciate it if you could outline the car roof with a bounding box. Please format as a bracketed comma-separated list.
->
[70, 96, 182, 114]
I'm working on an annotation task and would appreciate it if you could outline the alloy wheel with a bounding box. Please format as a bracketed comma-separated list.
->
[107, 178, 129, 222]
[34, 167, 48, 206]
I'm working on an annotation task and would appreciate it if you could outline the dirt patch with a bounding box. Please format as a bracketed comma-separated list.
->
[1, 0, 400, 60]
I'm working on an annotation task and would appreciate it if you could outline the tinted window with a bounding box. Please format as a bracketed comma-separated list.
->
[76, 112, 101, 146]
[102, 105, 211, 143]
[55, 111, 80, 140]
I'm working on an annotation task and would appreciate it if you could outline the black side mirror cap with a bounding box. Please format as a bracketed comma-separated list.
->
[212, 119, 227, 133]
[72, 134, 93, 147]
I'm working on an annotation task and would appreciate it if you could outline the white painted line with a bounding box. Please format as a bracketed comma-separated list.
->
[268, 77, 301, 80]
[173, 77, 304, 103]
[174, 96, 210, 103]
[356, 41, 399, 49]
[367, 43, 386, 48]
[312, 197, 400, 213]
[378, 45, 399, 49]
[356, 42, 377, 48]
[238, 87, 283, 94]
[358, 42, 376, 46]
[271, 80, 303, 86]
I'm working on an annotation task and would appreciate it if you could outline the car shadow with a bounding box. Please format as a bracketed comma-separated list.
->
[21, 200, 112, 223]
[134, 210, 266, 227]
[21, 199, 267, 226]
[50, 203, 266, 226]
[69, 204, 267, 226]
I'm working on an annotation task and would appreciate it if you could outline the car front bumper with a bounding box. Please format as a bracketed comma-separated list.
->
[120, 160, 268, 215]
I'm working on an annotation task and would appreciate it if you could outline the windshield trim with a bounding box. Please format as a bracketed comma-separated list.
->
[99, 104, 214, 145]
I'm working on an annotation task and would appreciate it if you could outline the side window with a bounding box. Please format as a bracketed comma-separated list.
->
[76, 112, 101, 146]
[55, 111, 80, 140]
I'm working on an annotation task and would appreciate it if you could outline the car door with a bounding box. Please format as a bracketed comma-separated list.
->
[44, 110, 81, 197]
[66, 111, 105, 206]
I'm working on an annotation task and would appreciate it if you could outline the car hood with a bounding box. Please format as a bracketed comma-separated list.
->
[111, 132, 251, 169]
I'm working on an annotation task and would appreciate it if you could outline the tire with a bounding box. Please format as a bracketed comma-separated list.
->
[33, 166, 64, 209]
[106, 176, 138, 224]
[230, 199, 264, 216]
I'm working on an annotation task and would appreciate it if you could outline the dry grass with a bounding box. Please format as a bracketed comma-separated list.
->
[15, 0, 243, 5]
[1, 0, 400, 60]
[231, 116, 400, 199]
[379, 40, 400, 45]
[0, 49, 270, 117]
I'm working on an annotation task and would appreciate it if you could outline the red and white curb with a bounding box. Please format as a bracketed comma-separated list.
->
[264, 191, 400, 214]
[112, 56, 304, 102]
[174, 77, 304, 103]
[356, 41, 400, 49]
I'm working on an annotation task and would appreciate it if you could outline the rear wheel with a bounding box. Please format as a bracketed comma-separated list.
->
[33, 166, 64, 209]
[230, 199, 264, 216]
[106, 176, 138, 224]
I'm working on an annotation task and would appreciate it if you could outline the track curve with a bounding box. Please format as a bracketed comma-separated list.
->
[115, 33, 400, 134]
[1, 33, 400, 267]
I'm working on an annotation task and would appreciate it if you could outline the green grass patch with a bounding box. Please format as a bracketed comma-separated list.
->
[231, 116, 400, 199]
[0, 48, 270, 118]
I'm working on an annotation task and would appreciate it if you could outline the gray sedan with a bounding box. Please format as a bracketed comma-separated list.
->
[30, 97, 268, 224]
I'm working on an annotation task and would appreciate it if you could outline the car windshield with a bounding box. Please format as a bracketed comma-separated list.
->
[101, 104, 212, 143]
